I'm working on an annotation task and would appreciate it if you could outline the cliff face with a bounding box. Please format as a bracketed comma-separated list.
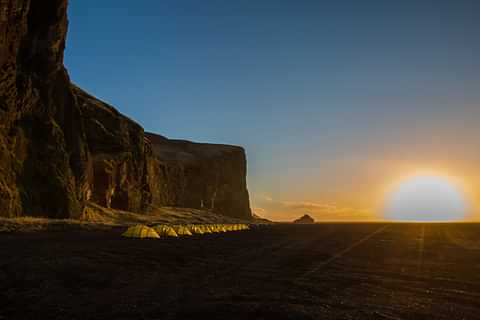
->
[0, 0, 87, 218]
[146, 133, 252, 220]
[0, 0, 252, 220]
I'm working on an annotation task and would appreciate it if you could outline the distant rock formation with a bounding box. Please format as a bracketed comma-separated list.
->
[0, 0, 251, 220]
[293, 214, 315, 224]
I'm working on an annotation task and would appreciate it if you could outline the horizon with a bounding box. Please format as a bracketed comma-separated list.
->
[66, 0, 480, 222]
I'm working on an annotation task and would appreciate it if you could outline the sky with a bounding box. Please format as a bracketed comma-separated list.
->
[66, 0, 480, 221]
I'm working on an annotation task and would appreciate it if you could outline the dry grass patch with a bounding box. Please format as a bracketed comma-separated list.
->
[0, 202, 258, 233]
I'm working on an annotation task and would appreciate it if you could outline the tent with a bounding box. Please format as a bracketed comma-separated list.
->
[153, 225, 179, 237]
[122, 225, 160, 239]
[209, 225, 219, 233]
[172, 225, 193, 236]
[215, 224, 227, 233]
[188, 225, 204, 234]
[201, 225, 213, 234]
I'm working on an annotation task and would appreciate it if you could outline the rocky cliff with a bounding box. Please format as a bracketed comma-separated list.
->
[0, 0, 252, 220]
[146, 133, 251, 219]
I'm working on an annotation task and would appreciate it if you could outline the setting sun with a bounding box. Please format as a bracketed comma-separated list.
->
[384, 175, 469, 222]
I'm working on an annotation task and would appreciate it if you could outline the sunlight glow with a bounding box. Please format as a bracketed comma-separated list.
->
[385, 174, 469, 221]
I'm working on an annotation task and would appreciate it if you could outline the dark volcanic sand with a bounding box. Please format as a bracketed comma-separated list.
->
[1, 223, 480, 319]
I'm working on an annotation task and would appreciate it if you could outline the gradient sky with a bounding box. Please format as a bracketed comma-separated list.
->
[65, 0, 480, 221]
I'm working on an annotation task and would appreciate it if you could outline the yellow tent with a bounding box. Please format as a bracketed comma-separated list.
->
[188, 225, 204, 234]
[184, 224, 195, 234]
[172, 225, 193, 236]
[215, 224, 227, 233]
[122, 225, 160, 239]
[201, 225, 213, 234]
[153, 225, 179, 237]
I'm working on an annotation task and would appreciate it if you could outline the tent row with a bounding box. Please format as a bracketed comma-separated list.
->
[122, 223, 250, 239]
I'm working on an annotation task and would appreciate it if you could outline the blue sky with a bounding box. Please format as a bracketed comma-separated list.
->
[66, 0, 480, 221]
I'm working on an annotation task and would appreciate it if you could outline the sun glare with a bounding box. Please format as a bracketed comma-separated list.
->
[385, 174, 469, 222]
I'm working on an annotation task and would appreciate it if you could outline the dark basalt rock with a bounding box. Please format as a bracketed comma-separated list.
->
[293, 214, 315, 224]
[146, 133, 252, 220]
[0, 0, 86, 218]
[0, 0, 252, 220]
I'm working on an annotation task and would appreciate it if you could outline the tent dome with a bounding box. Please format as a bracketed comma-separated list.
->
[172, 225, 193, 236]
[122, 225, 160, 239]
[153, 225, 179, 237]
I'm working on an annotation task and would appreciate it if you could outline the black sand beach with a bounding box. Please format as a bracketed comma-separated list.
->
[2, 223, 480, 319]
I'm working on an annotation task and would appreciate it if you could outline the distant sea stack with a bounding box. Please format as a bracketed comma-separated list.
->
[0, 0, 252, 220]
[293, 214, 315, 224]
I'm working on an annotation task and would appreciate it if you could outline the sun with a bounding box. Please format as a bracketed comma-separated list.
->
[384, 174, 469, 222]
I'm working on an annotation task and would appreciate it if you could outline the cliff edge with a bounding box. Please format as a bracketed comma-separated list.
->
[0, 0, 252, 220]
[146, 133, 251, 219]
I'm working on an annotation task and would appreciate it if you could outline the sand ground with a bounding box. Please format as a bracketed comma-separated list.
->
[1, 223, 480, 319]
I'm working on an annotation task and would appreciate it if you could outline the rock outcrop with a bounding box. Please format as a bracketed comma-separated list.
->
[0, 0, 252, 220]
[0, 0, 87, 218]
[293, 214, 315, 224]
[146, 133, 251, 219]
